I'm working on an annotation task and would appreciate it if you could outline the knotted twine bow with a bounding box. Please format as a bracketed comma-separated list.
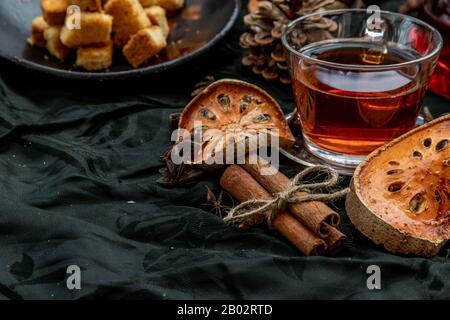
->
[223, 165, 350, 228]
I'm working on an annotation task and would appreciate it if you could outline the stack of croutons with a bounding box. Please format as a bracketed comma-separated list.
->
[28, 0, 184, 70]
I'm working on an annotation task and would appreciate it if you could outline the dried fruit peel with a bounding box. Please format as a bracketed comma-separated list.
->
[178, 79, 295, 165]
[346, 114, 450, 257]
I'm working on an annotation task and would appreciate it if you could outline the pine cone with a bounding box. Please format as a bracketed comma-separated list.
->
[240, 0, 364, 84]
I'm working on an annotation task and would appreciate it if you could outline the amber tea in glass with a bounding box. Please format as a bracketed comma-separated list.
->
[293, 42, 427, 155]
[282, 9, 443, 168]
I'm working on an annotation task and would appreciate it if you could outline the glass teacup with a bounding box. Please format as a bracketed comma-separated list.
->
[282, 9, 443, 168]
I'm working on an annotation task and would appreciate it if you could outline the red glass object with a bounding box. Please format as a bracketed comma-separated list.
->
[421, 0, 450, 99]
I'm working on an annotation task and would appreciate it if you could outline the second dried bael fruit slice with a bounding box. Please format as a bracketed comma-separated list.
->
[346, 114, 450, 257]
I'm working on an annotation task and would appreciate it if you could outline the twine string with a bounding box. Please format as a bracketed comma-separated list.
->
[223, 165, 349, 228]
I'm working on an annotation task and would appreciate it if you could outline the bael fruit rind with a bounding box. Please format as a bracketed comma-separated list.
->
[177, 79, 295, 168]
[346, 114, 450, 257]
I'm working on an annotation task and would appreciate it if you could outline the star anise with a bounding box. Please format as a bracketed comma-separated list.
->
[191, 76, 215, 97]
[157, 147, 204, 187]
[203, 185, 233, 217]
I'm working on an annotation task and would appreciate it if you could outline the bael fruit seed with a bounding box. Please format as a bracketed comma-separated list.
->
[199, 107, 216, 120]
[217, 94, 231, 112]
[253, 113, 271, 123]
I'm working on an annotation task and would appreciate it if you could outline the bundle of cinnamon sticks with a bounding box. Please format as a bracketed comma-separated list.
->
[220, 159, 347, 256]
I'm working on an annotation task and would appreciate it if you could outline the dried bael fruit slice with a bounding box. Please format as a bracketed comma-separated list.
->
[177, 79, 295, 166]
[346, 114, 450, 257]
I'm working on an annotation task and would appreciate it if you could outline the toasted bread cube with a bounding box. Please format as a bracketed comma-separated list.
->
[69, 0, 102, 11]
[145, 6, 169, 38]
[41, 0, 69, 26]
[139, 0, 157, 7]
[139, 0, 183, 10]
[28, 16, 49, 48]
[44, 26, 71, 60]
[123, 26, 166, 68]
[156, 0, 184, 10]
[105, 0, 151, 48]
[76, 42, 113, 70]
[60, 12, 112, 48]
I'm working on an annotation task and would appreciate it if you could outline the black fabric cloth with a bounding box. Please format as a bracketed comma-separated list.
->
[0, 0, 449, 300]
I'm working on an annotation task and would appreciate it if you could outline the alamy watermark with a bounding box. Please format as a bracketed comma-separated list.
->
[366, 265, 381, 290]
[65, 5, 81, 30]
[366, 5, 383, 31]
[66, 265, 81, 290]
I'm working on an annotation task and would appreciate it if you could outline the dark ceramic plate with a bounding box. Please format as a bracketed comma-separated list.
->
[0, 0, 240, 79]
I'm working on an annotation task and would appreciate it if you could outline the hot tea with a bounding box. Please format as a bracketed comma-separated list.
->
[292, 41, 427, 155]
[283, 9, 442, 170]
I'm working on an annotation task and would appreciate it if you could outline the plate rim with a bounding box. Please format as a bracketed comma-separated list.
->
[0, 0, 240, 80]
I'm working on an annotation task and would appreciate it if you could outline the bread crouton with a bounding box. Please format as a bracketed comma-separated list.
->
[139, 0, 184, 10]
[155, 0, 184, 10]
[44, 26, 72, 59]
[76, 42, 113, 70]
[123, 26, 166, 68]
[69, 0, 102, 11]
[105, 0, 151, 48]
[28, 16, 49, 48]
[41, 0, 69, 25]
[145, 6, 169, 38]
[60, 12, 112, 48]
[139, 0, 157, 7]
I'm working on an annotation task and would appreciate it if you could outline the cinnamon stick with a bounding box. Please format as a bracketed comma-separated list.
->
[220, 165, 327, 256]
[323, 224, 347, 256]
[242, 157, 341, 238]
